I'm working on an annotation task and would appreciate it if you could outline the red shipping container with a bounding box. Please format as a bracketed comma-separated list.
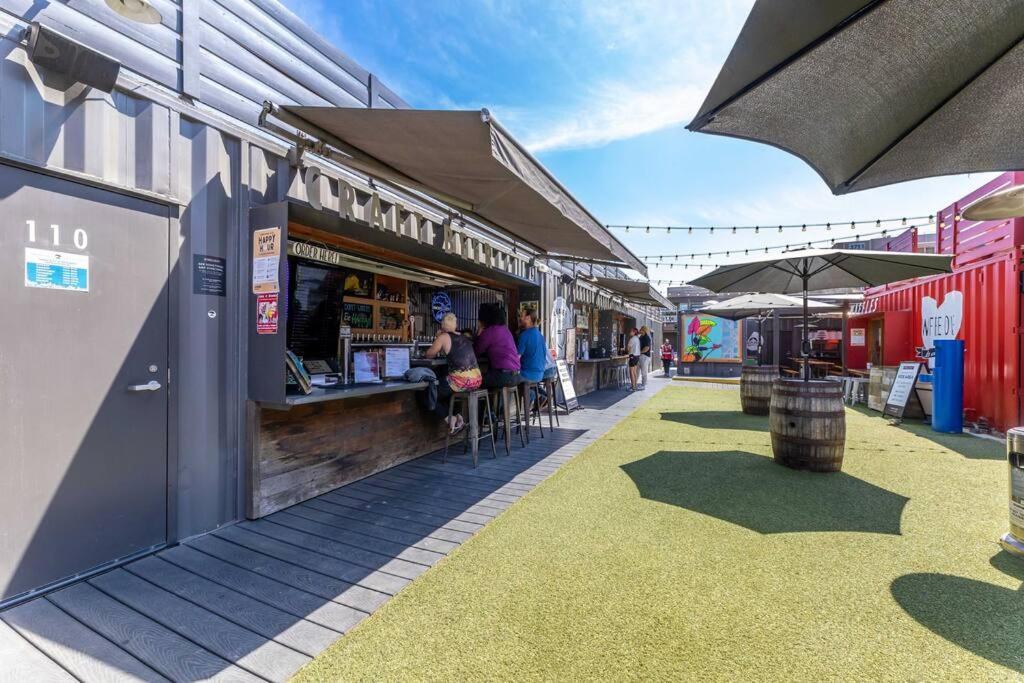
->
[852, 249, 1022, 432]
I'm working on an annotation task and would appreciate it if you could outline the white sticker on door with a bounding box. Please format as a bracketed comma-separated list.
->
[24, 247, 89, 292]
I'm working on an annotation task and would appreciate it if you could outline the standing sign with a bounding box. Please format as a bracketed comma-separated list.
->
[555, 359, 579, 412]
[252, 227, 280, 294]
[883, 361, 923, 419]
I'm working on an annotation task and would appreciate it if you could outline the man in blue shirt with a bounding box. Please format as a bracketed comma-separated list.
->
[517, 306, 548, 382]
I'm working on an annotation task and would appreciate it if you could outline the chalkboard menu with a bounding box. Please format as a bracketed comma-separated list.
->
[287, 260, 342, 360]
[342, 302, 373, 329]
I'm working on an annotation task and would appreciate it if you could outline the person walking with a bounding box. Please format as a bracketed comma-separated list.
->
[661, 340, 674, 377]
[638, 326, 652, 390]
[627, 328, 641, 391]
[424, 313, 482, 434]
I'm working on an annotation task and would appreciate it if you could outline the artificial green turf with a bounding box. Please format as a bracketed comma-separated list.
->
[294, 386, 1022, 681]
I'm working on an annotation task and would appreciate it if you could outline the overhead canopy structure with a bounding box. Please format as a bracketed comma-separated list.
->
[699, 293, 836, 320]
[273, 105, 646, 274]
[593, 276, 673, 309]
[688, 0, 1024, 194]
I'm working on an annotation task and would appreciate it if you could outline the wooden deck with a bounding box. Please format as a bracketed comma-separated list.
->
[0, 386, 654, 682]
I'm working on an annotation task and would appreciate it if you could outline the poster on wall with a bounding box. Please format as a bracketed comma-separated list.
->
[851, 328, 866, 347]
[256, 293, 279, 334]
[680, 314, 741, 362]
[252, 227, 280, 294]
[918, 291, 963, 369]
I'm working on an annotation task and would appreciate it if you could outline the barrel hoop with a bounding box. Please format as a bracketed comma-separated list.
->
[772, 434, 846, 446]
[771, 409, 846, 419]
[772, 388, 843, 398]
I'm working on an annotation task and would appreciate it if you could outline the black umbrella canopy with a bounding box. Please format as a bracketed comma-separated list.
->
[688, 0, 1024, 194]
[699, 293, 835, 320]
[689, 249, 952, 295]
[690, 249, 952, 379]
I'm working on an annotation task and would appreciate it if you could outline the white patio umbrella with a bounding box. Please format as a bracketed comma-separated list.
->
[690, 249, 953, 380]
[699, 293, 837, 365]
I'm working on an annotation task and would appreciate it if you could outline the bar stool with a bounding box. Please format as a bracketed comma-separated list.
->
[490, 385, 526, 456]
[613, 363, 629, 389]
[541, 375, 559, 428]
[443, 389, 497, 467]
[521, 380, 545, 440]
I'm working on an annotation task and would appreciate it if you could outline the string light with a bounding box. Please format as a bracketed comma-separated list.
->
[605, 214, 933, 232]
[638, 226, 908, 262]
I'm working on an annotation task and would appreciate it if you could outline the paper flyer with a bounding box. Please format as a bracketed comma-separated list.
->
[252, 227, 280, 294]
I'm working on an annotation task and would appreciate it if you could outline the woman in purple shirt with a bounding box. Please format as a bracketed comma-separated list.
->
[475, 303, 521, 388]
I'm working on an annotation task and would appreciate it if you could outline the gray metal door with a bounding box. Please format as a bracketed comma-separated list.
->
[0, 165, 170, 603]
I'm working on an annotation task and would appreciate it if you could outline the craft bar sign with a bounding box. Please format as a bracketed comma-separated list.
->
[301, 165, 533, 280]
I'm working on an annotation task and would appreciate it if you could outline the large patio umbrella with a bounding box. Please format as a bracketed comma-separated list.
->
[690, 249, 953, 379]
[687, 0, 1024, 195]
[699, 293, 837, 365]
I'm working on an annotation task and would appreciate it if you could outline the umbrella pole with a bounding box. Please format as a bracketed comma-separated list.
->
[802, 277, 810, 382]
[773, 309, 780, 367]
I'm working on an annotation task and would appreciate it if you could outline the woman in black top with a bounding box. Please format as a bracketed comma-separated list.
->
[425, 313, 482, 433]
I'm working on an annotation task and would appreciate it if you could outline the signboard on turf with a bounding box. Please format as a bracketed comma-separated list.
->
[883, 361, 923, 419]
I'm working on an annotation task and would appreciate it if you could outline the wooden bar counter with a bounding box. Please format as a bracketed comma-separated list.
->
[247, 383, 447, 519]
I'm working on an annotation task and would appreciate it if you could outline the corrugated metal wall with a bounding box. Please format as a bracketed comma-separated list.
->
[865, 250, 1022, 432]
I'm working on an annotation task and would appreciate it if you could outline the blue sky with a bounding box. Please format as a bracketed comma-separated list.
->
[285, 0, 994, 285]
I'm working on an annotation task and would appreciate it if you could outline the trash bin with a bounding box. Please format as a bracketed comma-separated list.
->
[1000, 428, 1024, 557]
[931, 339, 963, 433]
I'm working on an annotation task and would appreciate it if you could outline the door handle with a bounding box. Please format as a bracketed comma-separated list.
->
[127, 380, 162, 392]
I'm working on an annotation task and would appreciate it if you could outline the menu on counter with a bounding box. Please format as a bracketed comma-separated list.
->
[353, 351, 381, 383]
[384, 347, 411, 378]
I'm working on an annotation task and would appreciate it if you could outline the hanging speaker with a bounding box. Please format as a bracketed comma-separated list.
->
[27, 23, 120, 93]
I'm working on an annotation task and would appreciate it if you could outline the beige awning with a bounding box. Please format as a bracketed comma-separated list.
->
[277, 106, 646, 274]
[594, 276, 673, 309]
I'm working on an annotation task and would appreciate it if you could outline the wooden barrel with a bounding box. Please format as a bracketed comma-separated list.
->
[740, 365, 777, 415]
[769, 378, 846, 472]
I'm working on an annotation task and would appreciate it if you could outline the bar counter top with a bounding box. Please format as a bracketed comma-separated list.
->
[263, 380, 428, 410]
[577, 355, 629, 363]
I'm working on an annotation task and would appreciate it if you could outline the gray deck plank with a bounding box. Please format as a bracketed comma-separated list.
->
[240, 519, 431, 578]
[357, 475, 521, 508]
[283, 505, 459, 554]
[212, 526, 409, 595]
[186, 535, 389, 614]
[89, 569, 309, 682]
[126, 557, 340, 658]
[158, 545, 367, 634]
[372, 465, 532, 497]
[47, 581, 260, 683]
[380, 466, 534, 497]
[313, 493, 484, 535]
[330, 487, 499, 523]
[2, 597, 167, 682]
[301, 498, 474, 543]
[267, 512, 447, 564]
[0, 618, 75, 682]
[340, 483, 506, 519]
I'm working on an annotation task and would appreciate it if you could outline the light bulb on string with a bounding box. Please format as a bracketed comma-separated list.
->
[902, 217, 907, 225]
[688, 227, 692, 234]
[876, 220, 881, 228]
[802, 224, 806, 232]
[755, 226, 760, 234]
[778, 225, 783, 232]
[667, 227, 672, 233]
[645, 226, 650, 233]
[850, 221, 855, 229]
[826, 223, 831, 231]
[732, 226, 737, 234]
[710, 227, 715, 234]
[625, 226, 630, 232]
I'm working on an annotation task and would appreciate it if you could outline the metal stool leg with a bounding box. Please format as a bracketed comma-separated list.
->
[545, 378, 558, 428]
[468, 392, 480, 468]
[500, 387, 512, 456]
[484, 392, 497, 459]
[531, 382, 545, 438]
[443, 393, 456, 463]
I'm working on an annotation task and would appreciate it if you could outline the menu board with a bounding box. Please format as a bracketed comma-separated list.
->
[883, 361, 922, 419]
[353, 351, 381, 383]
[384, 347, 410, 378]
[342, 302, 373, 329]
[555, 360, 579, 412]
